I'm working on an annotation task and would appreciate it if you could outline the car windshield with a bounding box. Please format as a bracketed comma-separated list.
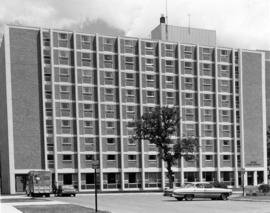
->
[183, 183, 195, 188]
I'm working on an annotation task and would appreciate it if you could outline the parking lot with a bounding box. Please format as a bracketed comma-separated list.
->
[51, 193, 270, 213]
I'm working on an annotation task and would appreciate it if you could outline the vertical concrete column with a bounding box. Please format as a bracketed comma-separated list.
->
[95, 34, 104, 191]
[50, 29, 59, 186]
[158, 41, 165, 189]
[39, 28, 48, 171]
[214, 47, 221, 182]
[138, 38, 145, 190]
[196, 45, 203, 182]
[117, 37, 125, 191]
[177, 42, 184, 185]
[4, 26, 16, 194]
[232, 49, 239, 188]
[73, 32, 82, 191]
[253, 171, 257, 186]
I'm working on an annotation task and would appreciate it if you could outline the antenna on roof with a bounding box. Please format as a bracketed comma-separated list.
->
[165, 0, 168, 40]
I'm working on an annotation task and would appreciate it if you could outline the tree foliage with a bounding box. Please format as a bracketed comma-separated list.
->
[132, 106, 199, 188]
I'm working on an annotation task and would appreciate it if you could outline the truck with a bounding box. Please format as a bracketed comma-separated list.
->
[26, 170, 52, 197]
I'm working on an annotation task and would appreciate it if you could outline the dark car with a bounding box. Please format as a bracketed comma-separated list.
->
[56, 185, 77, 197]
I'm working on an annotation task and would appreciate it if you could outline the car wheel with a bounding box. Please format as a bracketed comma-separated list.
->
[176, 197, 183, 201]
[73, 194, 76, 197]
[220, 193, 228, 200]
[185, 194, 194, 201]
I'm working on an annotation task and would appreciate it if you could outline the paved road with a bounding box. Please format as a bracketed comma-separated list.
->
[51, 193, 270, 213]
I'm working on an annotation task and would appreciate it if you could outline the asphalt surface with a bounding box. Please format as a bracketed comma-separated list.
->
[51, 193, 270, 213]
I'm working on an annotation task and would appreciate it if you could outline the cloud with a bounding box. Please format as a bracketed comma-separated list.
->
[68, 18, 125, 37]
[0, 0, 269, 49]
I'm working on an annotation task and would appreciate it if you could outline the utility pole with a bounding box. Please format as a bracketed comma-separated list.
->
[92, 161, 99, 212]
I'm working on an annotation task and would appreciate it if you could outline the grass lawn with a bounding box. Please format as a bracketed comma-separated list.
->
[15, 204, 110, 213]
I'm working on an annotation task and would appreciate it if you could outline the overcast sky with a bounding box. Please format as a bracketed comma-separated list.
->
[0, 0, 269, 49]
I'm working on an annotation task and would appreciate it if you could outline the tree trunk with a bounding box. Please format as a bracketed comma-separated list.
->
[166, 160, 174, 189]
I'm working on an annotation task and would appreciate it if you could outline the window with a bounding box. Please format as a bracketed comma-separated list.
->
[128, 155, 136, 161]
[203, 94, 212, 106]
[205, 140, 212, 147]
[148, 155, 157, 161]
[84, 121, 93, 128]
[59, 51, 69, 65]
[146, 58, 154, 66]
[45, 102, 52, 116]
[146, 75, 155, 82]
[61, 102, 70, 111]
[220, 65, 229, 77]
[204, 125, 213, 136]
[104, 55, 113, 68]
[107, 155, 116, 161]
[223, 140, 230, 146]
[60, 85, 69, 93]
[204, 109, 212, 121]
[222, 125, 230, 136]
[184, 62, 192, 74]
[125, 57, 134, 64]
[82, 52, 91, 66]
[105, 88, 114, 95]
[145, 42, 153, 49]
[128, 138, 136, 145]
[124, 40, 133, 53]
[107, 138, 115, 144]
[62, 137, 71, 144]
[223, 155, 230, 161]
[82, 70, 92, 83]
[82, 87, 91, 95]
[47, 155, 54, 161]
[184, 46, 192, 58]
[221, 95, 230, 107]
[165, 44, 173, 57]
[166, 92, 174, 99]
[221, 50, 228, 57]
[85, 137, 94, 144]
[59, 33, 68, 41]
[43, 32, 50, 46]
[184, 108, 194, 121]
[127, 105, 135, 119]
[221, 110, 230, 122]
[104, 38, 113, 51]
[43, 49, 51, 64]
[146, 91, 155, 98]
[186, 124, 195, 137]
[203, 79, 212, 91]
[62, 154, 72, 161]
[105, 105, 114, 118]
[85, 155, 94, 161]
[166, 76, 174, 88]
[104, 71, 113, 79]
[61, 120, 70, 128]
[59, 68, 69, 77]
[205, 155, 213, 161]
[202, 48, 211, 60]
[145, 58, 154, 71]
[185, 93, 193, 105]
[126, 90, 135, 97]
[83, 104, 93, 112]
[184, 78, 193, 90]
[165, 60, 173, 67]
[58, 33, 68, 47]
[202, 63, 211, 76]
[81, 35, 90, 49]
[106, 121, 114, 129]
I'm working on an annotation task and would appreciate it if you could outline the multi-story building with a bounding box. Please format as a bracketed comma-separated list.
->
[0, 19, 268, 194]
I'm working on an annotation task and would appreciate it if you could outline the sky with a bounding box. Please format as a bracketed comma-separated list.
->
[0, 0, 269, 50]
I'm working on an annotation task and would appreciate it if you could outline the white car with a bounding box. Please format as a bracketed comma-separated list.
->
[173, 182, 232, 201]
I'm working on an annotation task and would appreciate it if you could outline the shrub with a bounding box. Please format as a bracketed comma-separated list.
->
[258, 184, 270, 195]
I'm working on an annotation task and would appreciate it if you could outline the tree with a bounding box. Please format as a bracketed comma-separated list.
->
[132, 106, 199, 189]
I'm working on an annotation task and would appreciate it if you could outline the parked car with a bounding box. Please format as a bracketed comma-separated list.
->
[56, 185, 77, 197]
[173, 182, 232, 201]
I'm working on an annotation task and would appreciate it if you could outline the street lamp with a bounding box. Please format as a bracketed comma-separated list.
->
[241, 168, 246, 196]
[92, 161, 99, 212]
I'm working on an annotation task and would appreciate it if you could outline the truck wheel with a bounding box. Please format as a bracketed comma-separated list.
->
[176, 197, 183, 201]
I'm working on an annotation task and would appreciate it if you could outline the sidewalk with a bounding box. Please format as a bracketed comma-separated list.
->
[1, 195, 66, 213]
